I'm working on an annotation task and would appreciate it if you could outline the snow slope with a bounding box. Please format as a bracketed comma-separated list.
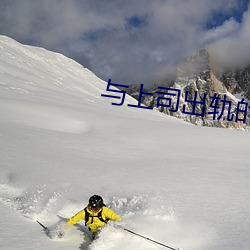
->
[0, 35, 250, 250]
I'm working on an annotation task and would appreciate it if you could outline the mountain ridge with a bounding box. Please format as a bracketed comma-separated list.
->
[126, 48, 250, 129]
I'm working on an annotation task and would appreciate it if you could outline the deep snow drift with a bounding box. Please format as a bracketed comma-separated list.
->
[0, 36, 250, 250]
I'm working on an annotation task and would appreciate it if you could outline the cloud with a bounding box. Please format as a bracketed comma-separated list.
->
[200, 18, 240, 45]
[0, 0, 249, 86]
[209, 4, 250, 69]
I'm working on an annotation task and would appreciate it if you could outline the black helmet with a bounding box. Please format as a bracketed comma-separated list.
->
[89, 195, 104, 210]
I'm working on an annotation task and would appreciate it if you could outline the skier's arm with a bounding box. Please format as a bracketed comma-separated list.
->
[104, 207, 122, 222]
[67, 209, 85, 225]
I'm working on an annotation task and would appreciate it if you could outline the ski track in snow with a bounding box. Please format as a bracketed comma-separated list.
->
[0, 179, 211, 250]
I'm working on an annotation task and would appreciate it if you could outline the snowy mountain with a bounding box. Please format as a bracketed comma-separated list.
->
[0, 36, 250, 250]
[217, 65, 250, 100]
[126, 49, 250, 129]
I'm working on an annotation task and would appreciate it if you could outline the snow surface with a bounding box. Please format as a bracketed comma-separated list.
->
[0, 35, 250, 250]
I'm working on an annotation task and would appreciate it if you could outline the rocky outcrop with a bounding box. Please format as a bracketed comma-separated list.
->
[217, 66, 250, 99]
[125, 49, 250, 130]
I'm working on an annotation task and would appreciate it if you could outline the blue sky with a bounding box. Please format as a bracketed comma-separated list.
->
[206, 0, 249, 28]
[0, 0, 249, 86]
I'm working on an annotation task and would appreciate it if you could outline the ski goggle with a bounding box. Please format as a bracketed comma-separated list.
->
[90, 204, 101, 211]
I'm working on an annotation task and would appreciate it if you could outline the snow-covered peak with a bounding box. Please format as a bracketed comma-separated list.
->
[177, 49, 210, 78]
[0, 35, 107, 100]
[0, 35, 141, 133]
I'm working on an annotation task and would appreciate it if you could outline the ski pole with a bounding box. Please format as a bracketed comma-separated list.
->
[122, 227, 180, 250]
[37, 220, 48, 231]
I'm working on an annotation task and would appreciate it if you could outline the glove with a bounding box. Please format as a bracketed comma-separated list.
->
[56, 230, 64, 238]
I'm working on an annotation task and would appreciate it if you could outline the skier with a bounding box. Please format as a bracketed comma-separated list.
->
[66, 194, 121, 239]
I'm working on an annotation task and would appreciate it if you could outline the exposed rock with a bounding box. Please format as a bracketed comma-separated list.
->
[125, 49, 250, 130]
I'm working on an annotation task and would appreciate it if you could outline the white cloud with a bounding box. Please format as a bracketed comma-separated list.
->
[201, 18, 240, 45]
[0, 0, 249, 86]
[209, 5, 250, 69]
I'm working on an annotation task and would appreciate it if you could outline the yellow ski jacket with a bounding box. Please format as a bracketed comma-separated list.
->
[67, 206, 121, 233]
